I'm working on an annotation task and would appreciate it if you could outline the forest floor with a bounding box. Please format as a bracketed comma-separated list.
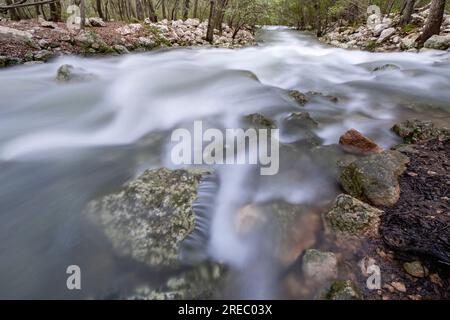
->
[0, 18, 254, 67]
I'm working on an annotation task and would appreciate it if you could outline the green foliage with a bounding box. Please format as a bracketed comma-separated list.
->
[402, 23, 417, 34]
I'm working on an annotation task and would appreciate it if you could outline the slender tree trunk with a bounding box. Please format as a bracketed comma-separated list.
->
[96, 0, 105, 20]
[193, 0, 199, 18]
[314, 0, 322, 37]
[399, 0, 416, 25]
[80, 0, 86, 30]
[136, 0, 144, 20]
[49, 1, 62, 22]
[161, 0, 167, 19]
[5, 0, 20, 20]
[417, 0, 446, 46]
[206, 0, 216, 43]
[182, 0, 190, 20]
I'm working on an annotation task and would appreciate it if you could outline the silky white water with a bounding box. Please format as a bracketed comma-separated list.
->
[0, 27, 449, 298]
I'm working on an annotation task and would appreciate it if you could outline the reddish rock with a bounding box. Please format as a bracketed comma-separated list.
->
[339, 129, 383, 155]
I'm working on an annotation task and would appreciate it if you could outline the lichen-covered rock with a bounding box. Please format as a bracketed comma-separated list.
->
[424, 34, 450, 50]
[33, 50, 54, 62]
[85, 168, 212, 269]
[56, 64, 96, 83]
[320, 280, 363, 300]
[243, 113, 276, 129]
[302, 249, 338, 283]
[89, 17, 107, 27]
[112, 44, 129, 55]
[288, 90, 309, 106]
[326, 194, 382, 236]
[126, 262, 226, 300]
[75, 30, 113, 54]
[339, 129, 382, 155]
[392, 119, 450, 143]
[340, 150, 409, 206]
[0, 55, 22, 68]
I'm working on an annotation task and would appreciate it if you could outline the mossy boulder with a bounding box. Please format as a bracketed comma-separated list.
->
[85, 168, 212, 269]
[320, 280, 363, 300]
[340, 150, 409, 206]
[126, 262, 227, 300]
[392, 119, 450, 144]
[325, 194, 382, 236]
[75, 30, 114, 54]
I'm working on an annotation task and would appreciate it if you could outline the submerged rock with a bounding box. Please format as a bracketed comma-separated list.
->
[310, 144, 358, 178]
[340, 150, 409, 206]
[325, 194, 382, 236]
[392, 119, 450, 144]
[302, 249, 338, 283]
[281, 112, 322, 146]
[56, 64, 96, 83]
[288, 90, 309, 106]
[243, 113, 276, 129]
[339, 129, 382, 155]
[127, 262, 226, 300]
[320, 280, 363, 300]
[235, 201, 320, 266]
[306, 91, 338, 103]
[372, 64, 400, 72]
[85, 168, 212, 269]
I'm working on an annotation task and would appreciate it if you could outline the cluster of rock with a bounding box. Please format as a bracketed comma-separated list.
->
[0, 17, 255, 68]
[117, 18, 255, 48]
[321, 7, 450, 52]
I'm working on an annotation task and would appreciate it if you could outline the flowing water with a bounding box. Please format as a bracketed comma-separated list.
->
[0, 27, 450, 299]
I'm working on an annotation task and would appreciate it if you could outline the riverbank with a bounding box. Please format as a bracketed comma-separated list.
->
[319, 6, 450, 52]
[0, 17, 255, 68]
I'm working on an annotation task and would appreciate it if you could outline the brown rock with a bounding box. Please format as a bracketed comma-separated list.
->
[339, 129, 383, 155]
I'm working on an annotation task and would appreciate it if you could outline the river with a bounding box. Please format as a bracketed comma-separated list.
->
[0, 27, 449, 299]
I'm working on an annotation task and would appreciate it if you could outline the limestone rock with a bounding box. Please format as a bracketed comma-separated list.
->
[85, 168, 212, 269]
[340, 151, 409, 206]
[326, 194, 382, 236]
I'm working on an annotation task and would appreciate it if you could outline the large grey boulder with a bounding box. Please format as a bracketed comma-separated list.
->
[377, 27, 396, 43]
[424, 34, 450, 50]
[85, 168, 212, 269]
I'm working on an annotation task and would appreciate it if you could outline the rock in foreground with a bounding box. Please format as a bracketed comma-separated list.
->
[85, 168, 212, 269]
[340, 150, 409, 206]
[326, 194, 382, 236]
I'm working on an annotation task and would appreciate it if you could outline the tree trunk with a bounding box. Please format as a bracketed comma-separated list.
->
[206, 0, 216, 43]
[80, 0, 86, 30]
[182, 0, 190, 20]
[96, 0, 105, 20]
[49, 1, 62, 22]
[136, 0, 144, 20]
[5, 0, 20, 20]
[161, 0, 167, 19]
[416, 0, 446, 46]
[314, 0, 322, 37]
[193, 0, 199, 18]
[399, 0, 416, 26]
